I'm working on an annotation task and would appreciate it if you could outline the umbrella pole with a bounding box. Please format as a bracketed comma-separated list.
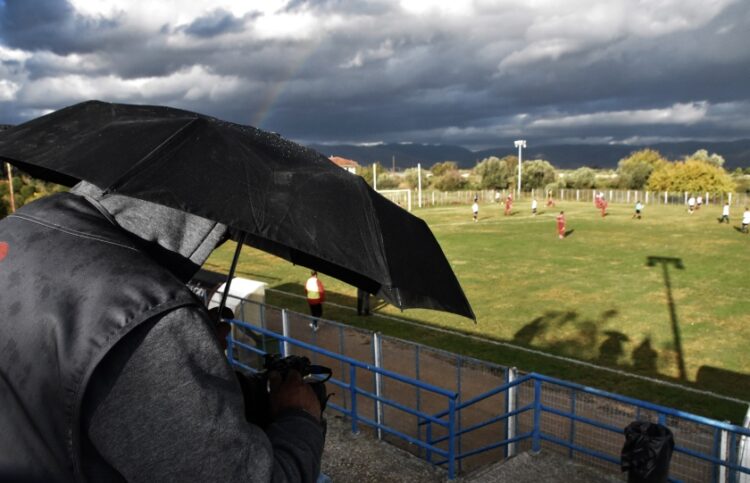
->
[218, 232, 246, 319]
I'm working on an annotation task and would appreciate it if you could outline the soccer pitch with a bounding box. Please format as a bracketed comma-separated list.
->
[206, 199, 750, 421]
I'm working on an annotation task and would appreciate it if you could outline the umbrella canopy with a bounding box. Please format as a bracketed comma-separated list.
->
[0, 100, 474, 320]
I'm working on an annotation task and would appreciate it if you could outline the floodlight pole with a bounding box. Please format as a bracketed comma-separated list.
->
[373, 163, 377, 191]
[514, 140, 526, 197]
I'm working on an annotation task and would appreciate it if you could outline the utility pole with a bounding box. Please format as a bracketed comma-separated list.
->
[5, 162, 15, 213]
[417, 163, 422, 208]
[373, 163, 377, 191]
[392, 155, 395, 173]
[514, 140, 526, 197]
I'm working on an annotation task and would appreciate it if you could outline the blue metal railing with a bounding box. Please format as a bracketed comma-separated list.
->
[226, 318, 461, 479]
[224, 314, 750, 482]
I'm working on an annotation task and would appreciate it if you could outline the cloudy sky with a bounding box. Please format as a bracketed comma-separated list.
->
[1, 0, 749, 149]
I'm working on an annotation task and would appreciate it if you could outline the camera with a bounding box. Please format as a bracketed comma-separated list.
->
[236, 354, 332, 429]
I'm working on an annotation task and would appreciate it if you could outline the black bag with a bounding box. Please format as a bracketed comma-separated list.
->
[621, 421, 674, 483]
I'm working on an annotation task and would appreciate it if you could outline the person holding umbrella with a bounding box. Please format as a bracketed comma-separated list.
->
[306, 271, 326, 331]
[0, 181, 325, 482]
[0, 100, 475, 482]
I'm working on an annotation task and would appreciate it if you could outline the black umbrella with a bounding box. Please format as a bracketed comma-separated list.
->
[0, 100, 474, 320]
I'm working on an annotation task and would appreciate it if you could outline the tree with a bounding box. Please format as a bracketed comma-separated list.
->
[565, 167, 597, 189]
[401, 167, 421, 189]
[686, 149, 725, 168]
[473, 156, 511, 189]
[521, 159, 557, 189]
[432, 170, 468, 191]
[430, 161, 458, 177]
[376, 172, 400, 189]
[647, 160, 736, 193]
[616, 149, 667, 189]
[356, 162, 387, 187]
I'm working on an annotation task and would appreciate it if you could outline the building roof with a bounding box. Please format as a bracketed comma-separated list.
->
[329, 156, 360, 168]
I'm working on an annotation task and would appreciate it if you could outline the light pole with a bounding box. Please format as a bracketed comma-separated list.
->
[514, 140, 526, 197]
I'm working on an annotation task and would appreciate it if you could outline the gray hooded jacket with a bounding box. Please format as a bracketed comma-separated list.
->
[0, 183, 324, 482]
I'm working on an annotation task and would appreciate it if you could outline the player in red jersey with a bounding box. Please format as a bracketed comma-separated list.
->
[557, 211, 566, 239]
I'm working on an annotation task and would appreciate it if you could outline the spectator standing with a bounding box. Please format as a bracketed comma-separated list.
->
[0, 182, 325, 482]
[306, 271, 326, 331]
[356, 288, 370, 316]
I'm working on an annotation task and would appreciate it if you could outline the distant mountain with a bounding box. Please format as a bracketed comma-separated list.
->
[308, 139, 750, 170]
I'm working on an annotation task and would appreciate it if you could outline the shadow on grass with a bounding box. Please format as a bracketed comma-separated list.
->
[260, 282, 747, 423]
[646, 256, 687, 381]
[564, 229, 575, 238]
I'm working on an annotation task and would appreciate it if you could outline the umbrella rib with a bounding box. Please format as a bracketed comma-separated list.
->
[105, 117, 199, 193]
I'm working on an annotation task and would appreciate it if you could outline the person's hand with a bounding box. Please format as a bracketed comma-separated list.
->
[268, 369, 322, 422]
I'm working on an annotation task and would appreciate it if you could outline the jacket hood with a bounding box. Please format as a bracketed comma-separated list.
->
[71, 181, 228, 281]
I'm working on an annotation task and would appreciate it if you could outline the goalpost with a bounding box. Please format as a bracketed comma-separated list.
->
[377, 189, 412, 212]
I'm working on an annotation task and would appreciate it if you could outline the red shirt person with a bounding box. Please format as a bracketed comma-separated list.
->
[504, 194, 513, 216]
[556, 211, 566, 239]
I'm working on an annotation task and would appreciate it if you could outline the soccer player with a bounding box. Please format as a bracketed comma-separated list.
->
[600, 197, 608, 218]
[742, 207, 750, 233]
[557, 211, 566, 239]
[504, 194, 513, 216]
[472, 199, 479, 222]
[546, 190, 556, 207]
[633, 200, 643, 219]
[531, 198, 538, 216]
[688, 196, 696, 214]
[720, 203, 730, 224]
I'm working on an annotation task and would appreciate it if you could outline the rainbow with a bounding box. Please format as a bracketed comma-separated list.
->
[250, 38, 322, 129]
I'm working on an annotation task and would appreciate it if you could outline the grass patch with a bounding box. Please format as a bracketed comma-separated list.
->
[206, 199, 750, 423]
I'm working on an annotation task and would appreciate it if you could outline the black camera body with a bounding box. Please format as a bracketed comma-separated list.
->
[236, 354, 331, 429]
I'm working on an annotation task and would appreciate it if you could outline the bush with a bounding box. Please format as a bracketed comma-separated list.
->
[616, 149, 667, 189]
[565, 167, 597, 189]
[432, 170, 468, 191]
[473, 156, 512, 189]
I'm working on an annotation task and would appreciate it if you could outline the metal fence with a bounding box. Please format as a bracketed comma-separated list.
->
[223, 296, 750, 482]
[383, 189, 750, 209]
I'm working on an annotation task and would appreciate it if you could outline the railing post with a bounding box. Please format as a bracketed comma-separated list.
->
[350, 365, 358, 434]
[569, 389, 577, 459]
[374, 332, 384, 440]
[448, 396, 457, 480]
[719, 425, 729, 483]
[532, 378, 542, 453]
[507, 367, 518, 457]
[281, 309, 290, 357]
[729, 432, 738, 483]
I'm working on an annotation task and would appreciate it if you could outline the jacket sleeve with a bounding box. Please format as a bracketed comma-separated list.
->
[83, 306, 325, 483]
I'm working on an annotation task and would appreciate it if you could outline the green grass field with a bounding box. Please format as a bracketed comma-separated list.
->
[205, 199, 750, 423]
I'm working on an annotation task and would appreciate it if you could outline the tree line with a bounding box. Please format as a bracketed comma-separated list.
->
[358, 149, 750, 194]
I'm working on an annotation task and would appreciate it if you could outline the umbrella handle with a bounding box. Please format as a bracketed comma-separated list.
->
[218, 231, 246, 319]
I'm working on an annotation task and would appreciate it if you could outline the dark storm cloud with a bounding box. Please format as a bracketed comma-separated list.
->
[1, 0, 749, 149]
[0, 0, 128, 55]
[182, 9, 250, 38]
